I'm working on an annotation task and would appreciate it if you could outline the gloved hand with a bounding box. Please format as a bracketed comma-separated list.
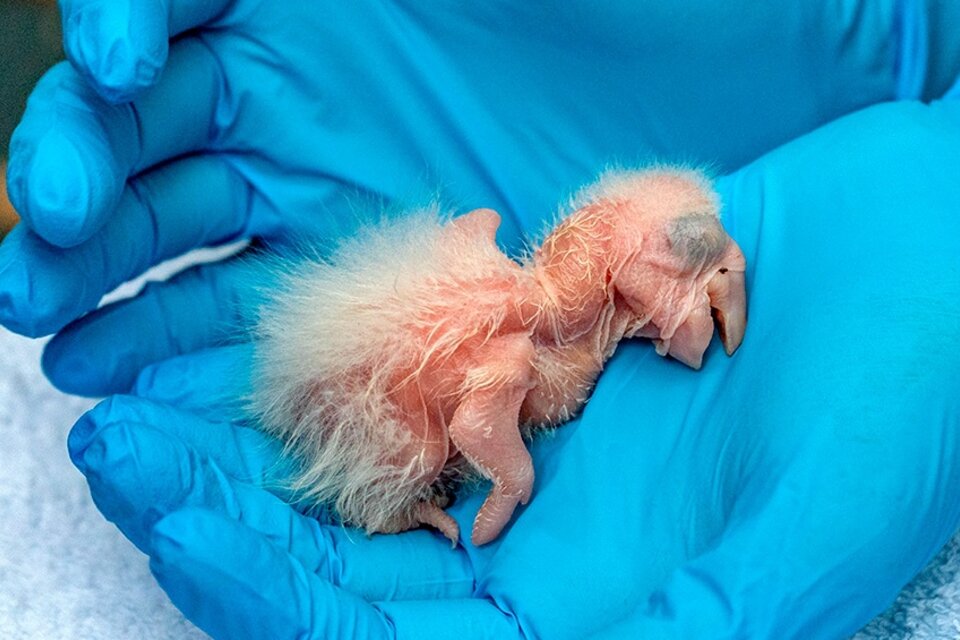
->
[3, 0, 960, 396]
[4, 1, 960, 638]
[68, 92, 960, 638]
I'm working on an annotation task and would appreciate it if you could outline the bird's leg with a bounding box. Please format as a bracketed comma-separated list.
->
[449, 333, 536, 545]
[412, 500, 460, 546]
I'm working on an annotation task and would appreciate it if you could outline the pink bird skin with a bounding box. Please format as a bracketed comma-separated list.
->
[251, 168, 747, 546]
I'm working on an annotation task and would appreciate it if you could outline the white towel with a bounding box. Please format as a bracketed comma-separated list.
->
[0, 330, 205, 640]
[0, 325, 956, 638]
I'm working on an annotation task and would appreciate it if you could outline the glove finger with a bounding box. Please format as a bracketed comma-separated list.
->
[233, 495, 475, 603]
[133, 344, 254, 423]
[150, 509, 395, 640]
[69, 395, 285, 500]
[7, 39, 229, 247]
[152, 510, 513, 639]
[0, 154, 270, 338]
[42, 255, 258, 396]
[60, 0, 235, 102]
[69, 394, 300, 551]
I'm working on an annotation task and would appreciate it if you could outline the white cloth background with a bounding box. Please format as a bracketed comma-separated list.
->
[1, 323, 957, 639]
[0, 330, 205, 640]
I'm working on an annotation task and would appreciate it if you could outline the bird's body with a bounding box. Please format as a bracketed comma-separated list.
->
[251, 168, 747, 545]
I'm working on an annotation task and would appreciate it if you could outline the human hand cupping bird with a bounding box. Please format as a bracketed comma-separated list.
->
[2, 1, 960, 638]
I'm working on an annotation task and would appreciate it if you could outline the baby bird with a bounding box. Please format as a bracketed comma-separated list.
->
[250, 168, 747, 546]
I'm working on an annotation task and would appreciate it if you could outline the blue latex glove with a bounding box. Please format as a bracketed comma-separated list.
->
[68, 94, 960, 638]
[3, 0, 960, 394]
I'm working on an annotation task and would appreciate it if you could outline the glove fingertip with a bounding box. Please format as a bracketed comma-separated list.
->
[0, 257, 45, 338]
[14, 131, 108, 248]
[41, 329, 100, 396]
[0, 231, 101, 337]
[66, 409, 99, 471]
[63, 1, 169, 104]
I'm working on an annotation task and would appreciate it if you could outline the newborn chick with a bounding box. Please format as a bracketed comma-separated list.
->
[251, 168, 747, 546]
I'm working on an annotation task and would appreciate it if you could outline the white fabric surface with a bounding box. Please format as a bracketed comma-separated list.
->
[1, 323, 957, 639]
[0, 329, 206, 640]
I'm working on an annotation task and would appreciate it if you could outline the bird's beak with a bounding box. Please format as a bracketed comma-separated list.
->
[706, 245, 747, 356]
[657, 240, 748, 369]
